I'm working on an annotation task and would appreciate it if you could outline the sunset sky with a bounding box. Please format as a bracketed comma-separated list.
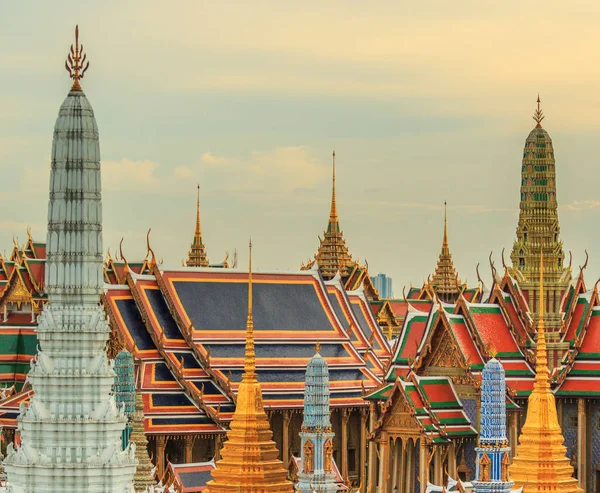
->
[2, 1, 600, 292]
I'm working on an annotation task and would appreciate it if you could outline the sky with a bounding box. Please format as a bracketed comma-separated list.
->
[2, 1, 600, 294]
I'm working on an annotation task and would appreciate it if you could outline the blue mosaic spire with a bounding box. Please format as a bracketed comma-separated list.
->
[473, 357, 514, 493]
[114, 349, 135, 449]
[298, 345, 337, 493]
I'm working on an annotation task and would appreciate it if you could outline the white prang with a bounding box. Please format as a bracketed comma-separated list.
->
[4, 90, 136, 492]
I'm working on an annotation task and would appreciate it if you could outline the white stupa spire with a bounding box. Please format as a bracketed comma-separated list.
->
[4, 26, 136, 492]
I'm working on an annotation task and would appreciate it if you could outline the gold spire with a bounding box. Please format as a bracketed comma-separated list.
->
[131, 390, 156, 492]
[330, 151, 337, 219]
[508, 253, 583, 492]
[533, 94, 545, 128]
[430, 202, 464, 302]
[186, 185, 209, 267]
[64, 25, 89, 92]
[206, 241, 292, 493]
[244, 238, 256, 377]
[304, 151, 356, 280]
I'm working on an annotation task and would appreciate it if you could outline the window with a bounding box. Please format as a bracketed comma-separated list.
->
[568, 415, 578, 429]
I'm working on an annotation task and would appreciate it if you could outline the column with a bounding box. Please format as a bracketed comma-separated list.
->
[156, 435, 167, 479]
[367, 402, 377, 493]
[341, 408, 350, 481]
[379, 433, 389, 493]
[433, 447, 441, 485]
[419, 440, 429, 493]
[577, 398, 587, 490]
[397, 439, 405, 493]
[405, 439, 414, 493]
[184, 435, 193, 463]
[283, 410, 291, 467]
[448, 442, 456, 479]
[509, 412, 518, 458]
[391, 439, 399, 493]
[360, 408, 368, 493]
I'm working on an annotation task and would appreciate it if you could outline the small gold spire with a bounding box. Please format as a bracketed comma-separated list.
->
[195, 184, 201, 235]
[534, 253, 549, 391]
[315, 341, 321, 354]
[533, 94, 545, 128]
[64, 25, 89, 92]
[244, 238, 256, 378]
[330, 151, 337, 219]
[442, 200, 449, 251]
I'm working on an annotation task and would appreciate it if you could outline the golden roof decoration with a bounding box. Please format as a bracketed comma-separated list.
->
[186, 185, 209, 267]
[65, 25, 89, 92]
[533, 94, 545, 128]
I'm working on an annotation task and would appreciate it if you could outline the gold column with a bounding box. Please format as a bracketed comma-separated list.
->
[379, 433, 389, 493]
[341, 408, 350, 481]
[360, 408, 368, 493]
[397, 439, 405, 493]
[405, 439, 414, 493]
[282, 410, 291, 466]
[448, 442, 456, 479]
[419, 441, 429, 493]
[509, 412, 518, 458]
[433, 447, 441, 485]
[577, 399, 587, 490]
[367, 402, 377, 493]
[156, 435, 167, 479]
[184, 435, 193, 463]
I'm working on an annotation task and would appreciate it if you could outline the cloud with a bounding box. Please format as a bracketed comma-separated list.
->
[563, 200, 600, 211]
[174, 166, 194, 179]
[201, 152, 228, 166]
[102, 158, 160, 191]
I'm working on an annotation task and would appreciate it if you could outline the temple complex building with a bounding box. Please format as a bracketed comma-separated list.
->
[4, 27, 136, 491]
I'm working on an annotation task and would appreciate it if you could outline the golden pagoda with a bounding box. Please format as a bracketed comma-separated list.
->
[429, 202, 465, 302]
[130, 389, 156, 492]
[186, 185, 209, 267]
[308, 151, 355, 279]
[206, 241, 293, 493]
[508, 255, 582, 492]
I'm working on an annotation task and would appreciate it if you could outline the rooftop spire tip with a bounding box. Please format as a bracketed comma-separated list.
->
[65, 25, 89, 92]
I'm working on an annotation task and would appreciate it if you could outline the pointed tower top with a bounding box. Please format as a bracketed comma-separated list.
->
[305, 151, 356, 279]
[330, 150, 337, 219]
[64, 25, 90, 92]
[244, 238, 256, 378]
[533, 94, 545, 128]
[186, 185, 209, 267]
[430, 202, 463, 301]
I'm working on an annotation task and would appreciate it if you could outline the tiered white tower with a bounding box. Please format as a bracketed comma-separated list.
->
[4, 27, 137, 493]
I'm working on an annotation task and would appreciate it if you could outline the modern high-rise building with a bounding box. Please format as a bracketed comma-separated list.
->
[371, 273, 393, 299]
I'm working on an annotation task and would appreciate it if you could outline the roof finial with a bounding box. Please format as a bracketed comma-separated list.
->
[443, 201, 448, 250]
[330, 150, 337, 219]
[533, 94, 545, 128]
[65, 25, 90, 92]
[244, 237, 256, 378]
[315, 341, 321, 354]
[534, 252, 550, 391]
[196, 184, 201, 235]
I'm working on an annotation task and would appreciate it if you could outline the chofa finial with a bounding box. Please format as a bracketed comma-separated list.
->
[533, 94, 544, 128]
[65, 25, 90, 92]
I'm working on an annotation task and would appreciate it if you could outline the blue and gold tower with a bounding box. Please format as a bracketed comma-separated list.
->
[472, 355, 514, 493]
[299, 345, 337, 493]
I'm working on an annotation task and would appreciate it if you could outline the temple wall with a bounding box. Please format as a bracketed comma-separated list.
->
[461, 398, 478, 480]
[561, 401, 578, 461]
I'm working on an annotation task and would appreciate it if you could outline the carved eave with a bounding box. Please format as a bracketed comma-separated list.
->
[371, 378, 429, 442]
